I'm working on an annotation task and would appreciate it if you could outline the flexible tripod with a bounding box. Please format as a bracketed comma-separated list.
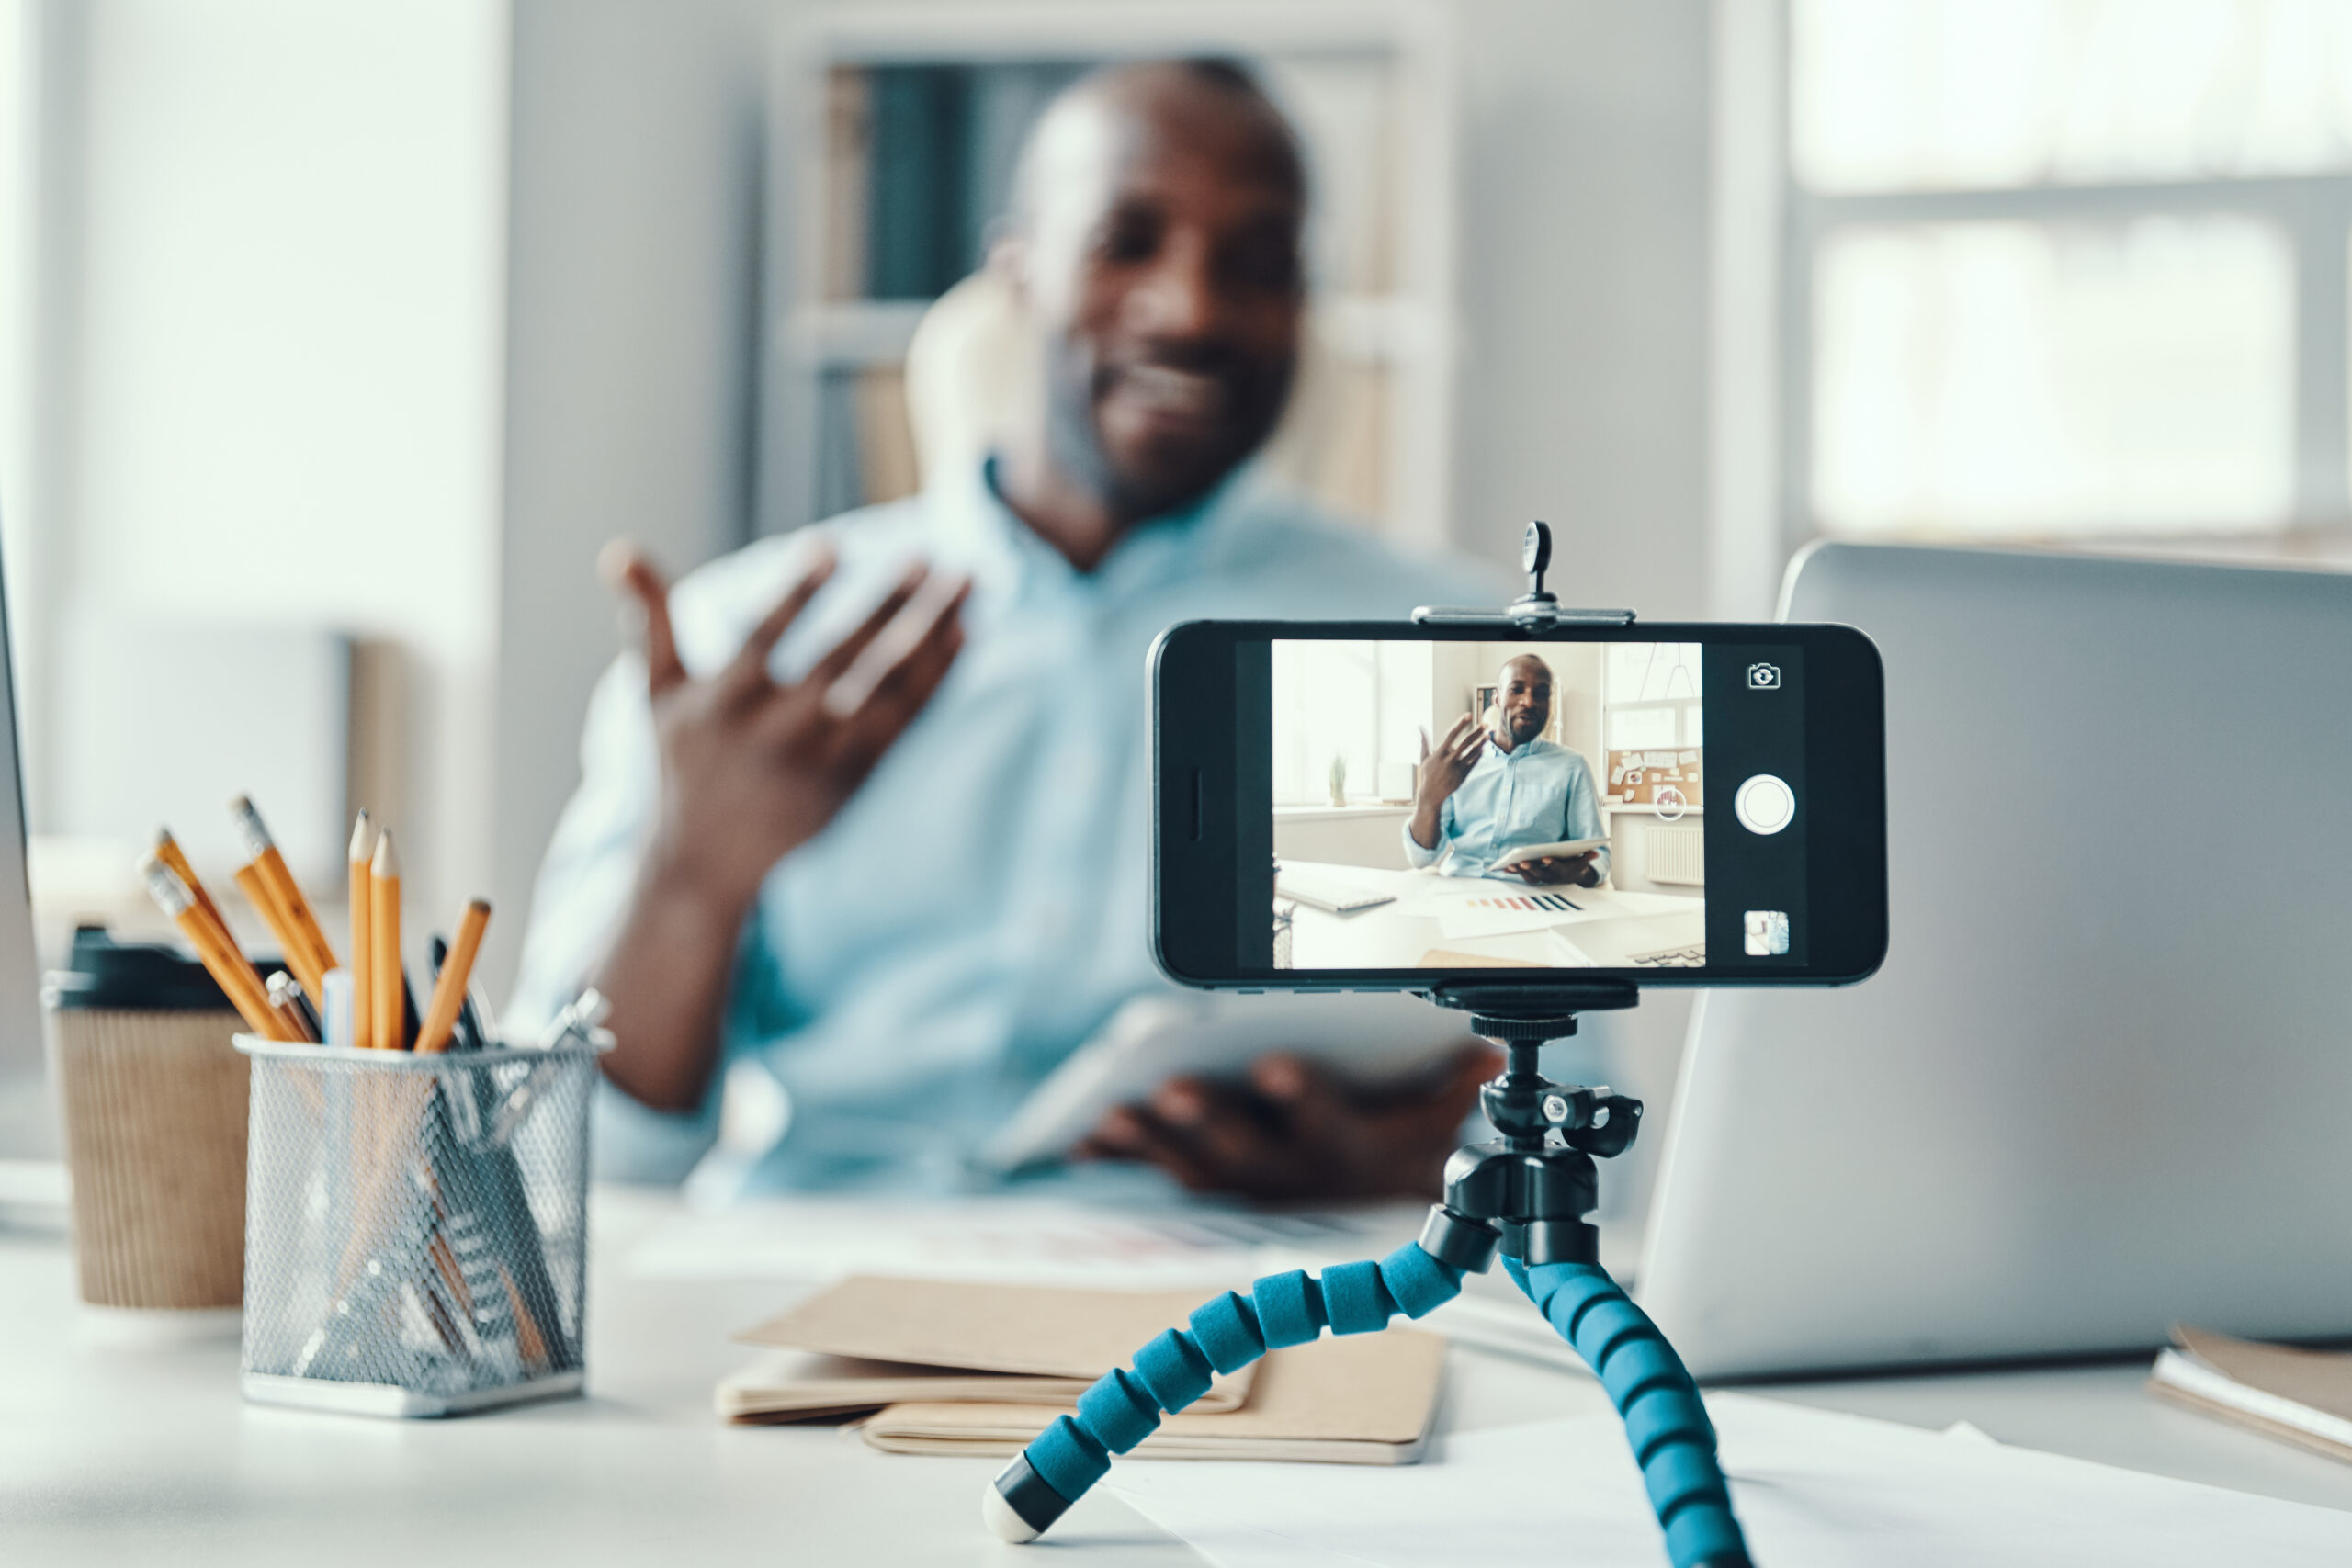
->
[980, 982, 1754, 1568]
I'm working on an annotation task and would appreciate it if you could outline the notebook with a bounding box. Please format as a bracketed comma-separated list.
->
[2150, 1325, 2352, 1462]
[719, 1276, 1252, 1423]
[861, 1327, 1447, 1464]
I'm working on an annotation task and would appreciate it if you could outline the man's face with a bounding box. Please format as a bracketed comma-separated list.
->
[1012, 83, 1306, 520]
[1498, 661, 1553, 746]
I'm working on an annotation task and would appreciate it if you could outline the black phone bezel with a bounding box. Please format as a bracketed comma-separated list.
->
[1150, 619, 1887, 989]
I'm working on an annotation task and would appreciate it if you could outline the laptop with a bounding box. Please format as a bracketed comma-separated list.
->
[1638, 542, 2352, 1378]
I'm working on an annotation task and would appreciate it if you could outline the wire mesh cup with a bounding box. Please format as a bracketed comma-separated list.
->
[237, 1035, 596, 1416]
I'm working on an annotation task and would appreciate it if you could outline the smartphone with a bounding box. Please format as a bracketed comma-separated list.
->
[1152, 620, 1886, 988]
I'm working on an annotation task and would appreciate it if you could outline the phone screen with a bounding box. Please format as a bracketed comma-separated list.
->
[1217, 628, 1855, 980]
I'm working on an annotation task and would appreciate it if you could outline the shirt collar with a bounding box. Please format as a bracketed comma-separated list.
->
[931, 454, 1271, 604]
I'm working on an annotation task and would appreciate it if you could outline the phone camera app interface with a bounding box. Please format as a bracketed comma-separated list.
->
[1262, 637, 1812, 974]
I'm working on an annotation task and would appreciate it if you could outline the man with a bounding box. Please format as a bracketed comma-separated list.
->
[1405, 654, 1611, 886]
[510, 60, 1501, 1201]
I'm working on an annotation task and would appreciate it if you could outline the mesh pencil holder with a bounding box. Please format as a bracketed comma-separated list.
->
[236, 1035, 596, 1417]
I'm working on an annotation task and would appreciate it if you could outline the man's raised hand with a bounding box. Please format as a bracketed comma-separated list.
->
[1417, 715, 1489, 806]
[1408, 715, 1490, 852]
[603, 539, 969, 915]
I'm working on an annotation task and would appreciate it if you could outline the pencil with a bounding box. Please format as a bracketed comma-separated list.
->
[153, 829, 232, 940]
[153, 828, 252, 988]
[348, 812, 376, 1052]
[415, 900, 490, 1055]
[137, 853, 290, 1040]
[370, 829, 403, 1052]
[230, 795, 338, 991]
[233, 862, 314, 1000]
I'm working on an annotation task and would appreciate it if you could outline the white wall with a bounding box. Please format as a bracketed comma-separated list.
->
[39, 0, 510, 934]
[492, 0, 770, 993]
[1273, 807, 1413, 871]
[1447, 1, 1713, 1179]
[1451, 1, 1713, 616]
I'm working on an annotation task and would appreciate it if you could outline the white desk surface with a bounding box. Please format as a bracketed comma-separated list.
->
[1281, 862, 1704, 970]
[6, 1187, 2352, 1565]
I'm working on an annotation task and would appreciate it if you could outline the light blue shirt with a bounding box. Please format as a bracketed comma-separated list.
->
[507, 458, 1499, 1194]
[1400, 738, 1611, 881]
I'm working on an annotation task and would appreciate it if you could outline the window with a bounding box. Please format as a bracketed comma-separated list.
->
[1270, 639, 1430, 807]
[1602, 643, 1702, 751]
[1788, 0, 2352, 542]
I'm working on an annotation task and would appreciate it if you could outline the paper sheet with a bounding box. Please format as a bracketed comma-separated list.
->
[1431, 896, 1604, 940]
[1106, 1393, 2352, 1567]
[627, 1196, 1403, 1289]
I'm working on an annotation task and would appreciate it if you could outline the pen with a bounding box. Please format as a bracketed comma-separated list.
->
[435, 934, 492, 1051]
[348, 812, 377, 1052]
[320, 967, 356, 1049]
[265, 969, 321, 1043]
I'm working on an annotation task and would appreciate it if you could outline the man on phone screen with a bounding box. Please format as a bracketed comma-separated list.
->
[1404, 654, 1610, 887]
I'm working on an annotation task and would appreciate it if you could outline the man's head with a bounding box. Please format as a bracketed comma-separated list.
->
[995, 59, 1307, 524]
[1496, 655, 1555, 748]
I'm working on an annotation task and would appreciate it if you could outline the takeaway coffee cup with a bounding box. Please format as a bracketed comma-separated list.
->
[45, 926, 251, 1325]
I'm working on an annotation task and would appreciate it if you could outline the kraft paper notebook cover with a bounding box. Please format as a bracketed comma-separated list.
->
[720, 1275, 1251, 1423]
[861, 1327, 1447, 1464]
[2150, 1325, 2352, 1464]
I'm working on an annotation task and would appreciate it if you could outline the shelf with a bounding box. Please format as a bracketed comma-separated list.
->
[1273, 804, 1413, 820]
[782, 294, 1432, 371]
[1603, 803, 1704, 816]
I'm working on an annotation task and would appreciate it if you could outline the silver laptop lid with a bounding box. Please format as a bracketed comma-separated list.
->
[1640, 542, 2352, 1377]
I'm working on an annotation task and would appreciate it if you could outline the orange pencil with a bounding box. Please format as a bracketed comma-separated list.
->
[138, 854, 289, 1040]
[415, 899, 490, 1055]
[153, 829, 232, 942]
[369, 830, 403, 1050]
[230, 795, 338, 990]
[348, 811, 376, 1052]
[233, 862, 316, 1000]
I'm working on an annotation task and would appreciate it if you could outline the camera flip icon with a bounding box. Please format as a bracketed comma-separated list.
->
[1747, 661, 1781, 690]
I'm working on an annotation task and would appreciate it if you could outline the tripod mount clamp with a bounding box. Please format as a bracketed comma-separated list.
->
[1414, 978, 1645, 1274]
[1411, 520, 1635, 629]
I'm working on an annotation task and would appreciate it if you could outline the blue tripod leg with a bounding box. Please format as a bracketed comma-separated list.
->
[1506, 1256, 1752, 1568]
[981, 1243, 1754, 1568]
[981, 1241, 1466, 1543]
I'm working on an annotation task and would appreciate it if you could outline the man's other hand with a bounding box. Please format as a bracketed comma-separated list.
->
[1078, 1043, 1501, 1201]
[604, 540, 970, 913]
[1513, 850, 1600, 888]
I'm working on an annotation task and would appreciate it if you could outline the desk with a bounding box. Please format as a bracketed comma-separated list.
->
[1281, 862, 1705, 969]
[6, 1188, 2351, 1565]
